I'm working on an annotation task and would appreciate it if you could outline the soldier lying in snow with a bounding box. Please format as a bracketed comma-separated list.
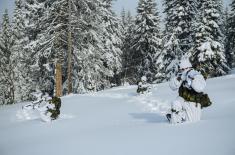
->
[22, 92, 61, 122]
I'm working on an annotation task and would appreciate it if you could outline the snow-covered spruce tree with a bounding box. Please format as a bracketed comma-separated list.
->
[161, 0, 198, 80]
[11, 0, 35, 102]
[24, 0, 45, 44]
[174, 0, 198, 54]
[35, 0, 73, 95]
[22, 0, 52, 95]
[223, 7, 233, 68]
[129, 0, 162, 83]
[121, 11, 135, 84]
[225, 0, 235, 67]
[121, 8, 127, 27]
[191, 0, 229, 78]
[99, 0, 123, 86]
[121, 9, 133, 28]
[70, 0, 107, 93]
[126, 11, 133, 27]
[0, 10, 14, 104]
[23, 0, 75, 95]
[21, 0, 123, 95]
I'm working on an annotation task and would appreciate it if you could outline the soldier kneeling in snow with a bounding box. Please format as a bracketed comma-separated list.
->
[167, 58, 212, 124]
[137, 76, 150, 94]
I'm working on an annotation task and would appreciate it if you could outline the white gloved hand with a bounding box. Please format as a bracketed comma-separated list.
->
[169, 77, 182, 91]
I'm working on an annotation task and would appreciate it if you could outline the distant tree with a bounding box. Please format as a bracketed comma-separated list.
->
[161, 0, 198, 80]
[225, 0, 235, 67]
[23, 0, 53, 95]
[129, 0, 162, 83]
[12, 0, 34, 101]
[99, 0, 123, 86]
[192, 0, 229, 77]
[33, 0, 77, 95]
[121, 11, 135, 84]
[0, 10, 14, 104]
[121, 8, 126, 27]
[223, 7, 233, 68]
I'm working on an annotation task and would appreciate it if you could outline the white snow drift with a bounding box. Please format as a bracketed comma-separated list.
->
[0, 70, 235, 155]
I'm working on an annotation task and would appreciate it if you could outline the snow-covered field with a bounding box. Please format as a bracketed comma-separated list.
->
[0, 70, 235, 155]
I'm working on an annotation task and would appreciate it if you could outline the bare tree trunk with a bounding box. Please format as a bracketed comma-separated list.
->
[67, 0, 72, 94]
[55, 62, 62, 97]
[10, 63, 15, 104]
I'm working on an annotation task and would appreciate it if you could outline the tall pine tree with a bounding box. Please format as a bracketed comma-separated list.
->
[121, 10, 135, 84]
[225, 0, 235, 67]
[11, 0, 35, 102]
[35, 0, 72, 95]
[0, 10, 14, 104]
[161, 0, 198, 80]
[192, 0, 229, 77]
[129, 0, 162, 83]
[99, 0, 123, 86]
[22, 0, 52, 95]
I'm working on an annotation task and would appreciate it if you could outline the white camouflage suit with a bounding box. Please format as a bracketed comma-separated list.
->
[22, 92, 56, 122]
[169, 60, 206, 124]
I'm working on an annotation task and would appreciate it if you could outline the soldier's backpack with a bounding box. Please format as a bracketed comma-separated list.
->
[179, 84, 212, 108]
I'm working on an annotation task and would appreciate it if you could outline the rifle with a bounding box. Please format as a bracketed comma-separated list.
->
[22, 93, 51, 110]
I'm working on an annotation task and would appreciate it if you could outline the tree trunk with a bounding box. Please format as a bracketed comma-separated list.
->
[55, 62, 62, 97]
[67, 0, 72, 94]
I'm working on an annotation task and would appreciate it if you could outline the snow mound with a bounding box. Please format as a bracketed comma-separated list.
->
[16, 109, 40, 121]
[16, 109, 75, 122]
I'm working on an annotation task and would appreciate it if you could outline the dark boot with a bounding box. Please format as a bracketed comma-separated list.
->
[166, 113, 171, 122]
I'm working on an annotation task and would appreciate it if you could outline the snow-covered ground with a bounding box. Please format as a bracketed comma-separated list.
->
[0, 70, 235, 155]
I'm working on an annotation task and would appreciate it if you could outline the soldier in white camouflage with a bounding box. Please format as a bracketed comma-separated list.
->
[167, 58, 212, 124]
[23, 91, 61, 122]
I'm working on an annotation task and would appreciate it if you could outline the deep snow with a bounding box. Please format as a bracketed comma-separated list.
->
[0, 70, 235, 155]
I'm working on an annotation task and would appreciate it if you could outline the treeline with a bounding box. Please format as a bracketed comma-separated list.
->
[0, 0, 234, 105]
